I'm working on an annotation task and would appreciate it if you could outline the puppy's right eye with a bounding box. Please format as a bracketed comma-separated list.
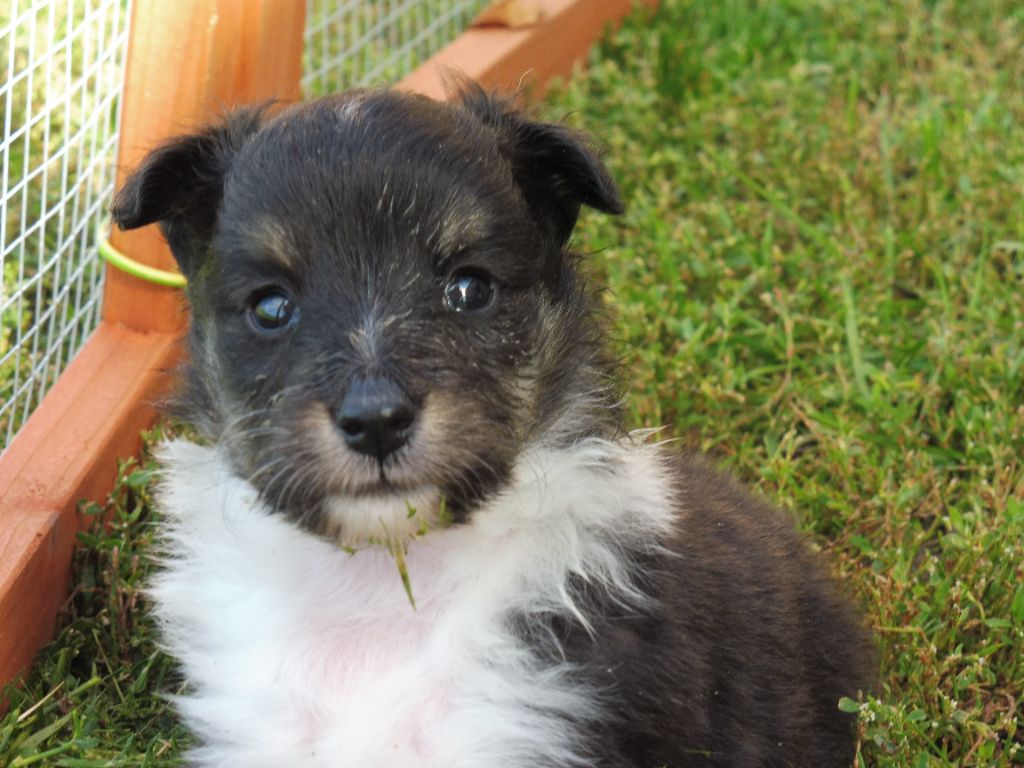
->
[248, 290, 299, 333]
[443, 270, 496, 314]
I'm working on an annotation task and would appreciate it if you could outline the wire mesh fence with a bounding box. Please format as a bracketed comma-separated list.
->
[303, 0, 489, 96]
[0, 0, 489, 452]
[0, 0, 130, 449]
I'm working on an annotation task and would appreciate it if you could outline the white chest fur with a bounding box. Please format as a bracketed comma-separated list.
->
[151, 439, 675, 768]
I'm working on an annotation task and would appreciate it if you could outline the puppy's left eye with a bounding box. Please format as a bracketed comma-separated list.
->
[443, 270, 496, 313]
[249, 290, 299, 333]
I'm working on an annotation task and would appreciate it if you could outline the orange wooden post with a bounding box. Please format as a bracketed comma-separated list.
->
[0, 0, 306, 691]
[104, 0, 306, 334]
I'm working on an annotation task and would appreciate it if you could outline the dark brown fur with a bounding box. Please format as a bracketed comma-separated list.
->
[546, 456, 875, 766]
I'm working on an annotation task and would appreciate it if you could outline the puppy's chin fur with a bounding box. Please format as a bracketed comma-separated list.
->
[323, 488, 442, 548]
[151, 435, 674, 768]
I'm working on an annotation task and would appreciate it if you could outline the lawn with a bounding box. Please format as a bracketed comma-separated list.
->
[3, 0, 1023, 765]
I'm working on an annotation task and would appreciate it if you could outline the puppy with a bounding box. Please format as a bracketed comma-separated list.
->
[112, 84, 874, 767]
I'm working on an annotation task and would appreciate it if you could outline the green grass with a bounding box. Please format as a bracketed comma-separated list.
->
[3, 0, 1024, 765]
[1, 431, 191, 766]
[547, 1, 1024, 763]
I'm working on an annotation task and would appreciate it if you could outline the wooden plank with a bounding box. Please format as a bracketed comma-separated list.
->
[0, 325, 180, 688]
[399, 0, 656, 100]
[103, 0, 306, 334]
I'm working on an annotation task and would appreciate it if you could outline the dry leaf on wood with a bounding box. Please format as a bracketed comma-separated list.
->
[472, 0, 544, 29]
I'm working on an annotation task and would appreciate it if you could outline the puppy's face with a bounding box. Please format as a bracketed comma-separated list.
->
[113, 87, 622, 543]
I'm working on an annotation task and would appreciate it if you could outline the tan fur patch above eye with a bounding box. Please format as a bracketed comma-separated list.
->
[245, 217, 296, 271]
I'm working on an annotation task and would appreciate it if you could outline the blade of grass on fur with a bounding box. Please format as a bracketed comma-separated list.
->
[381, 518, 417, 611]
[392, 541, 416, 611]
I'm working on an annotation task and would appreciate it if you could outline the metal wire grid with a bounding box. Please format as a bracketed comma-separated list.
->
[303, 0, 490, 96]
[0, 0, 130, 450]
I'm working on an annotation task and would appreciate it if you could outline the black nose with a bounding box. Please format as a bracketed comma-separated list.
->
[336, 377, 416, 460]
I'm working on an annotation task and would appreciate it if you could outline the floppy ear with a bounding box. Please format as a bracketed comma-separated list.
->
[457, 83, 624, 246]
[110, 107, 265, 277]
